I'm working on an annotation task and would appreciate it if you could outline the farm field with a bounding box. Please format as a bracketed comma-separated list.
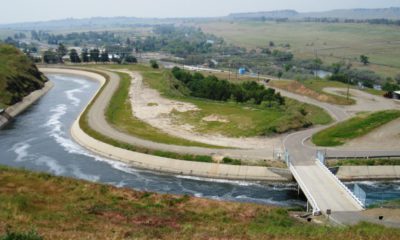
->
[197, 21, 400, 77]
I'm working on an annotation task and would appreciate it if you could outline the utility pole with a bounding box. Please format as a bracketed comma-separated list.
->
[347, 77, 352, 100]
[228, 62, 231, 81]
[314, 49, 318, 79]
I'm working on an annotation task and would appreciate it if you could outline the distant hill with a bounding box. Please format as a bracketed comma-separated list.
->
[229, 7, 400, 20]
[228, 10, 299, 19]
[0, 17, 178, 31]
[0, 44, 47, 108]
[1, 7, 400, 32]
[302, 7, 400, 20]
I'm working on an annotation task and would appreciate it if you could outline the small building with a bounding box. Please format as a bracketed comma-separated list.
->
[393, 91, 400, 100]
[373, 84, 382, 91]
[238, 68, 246, 75]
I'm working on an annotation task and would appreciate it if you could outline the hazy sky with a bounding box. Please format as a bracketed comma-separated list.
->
[1, 0, 399, 24]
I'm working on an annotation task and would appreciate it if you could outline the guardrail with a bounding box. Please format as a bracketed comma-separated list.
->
[289, 164, 321, 215]
[316, 160, 365, 209]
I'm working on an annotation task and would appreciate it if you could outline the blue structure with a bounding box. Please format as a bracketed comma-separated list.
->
[238, 68, 246, 75]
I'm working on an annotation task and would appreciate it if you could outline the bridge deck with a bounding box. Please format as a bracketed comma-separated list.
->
[292, 164, 364, 214]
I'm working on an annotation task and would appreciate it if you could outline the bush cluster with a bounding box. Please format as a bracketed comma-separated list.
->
[172, 67, 285, 106]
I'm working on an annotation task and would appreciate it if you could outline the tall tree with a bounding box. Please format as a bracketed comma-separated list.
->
[360, 55, 369, 65]
[90, 49, 100, 63]
[81, 48, 89, 63]
[43, 50, 60, 64]
[100, 51, 109, 63]
[57, 43, 68, 61]
[69, 49, 81, 63]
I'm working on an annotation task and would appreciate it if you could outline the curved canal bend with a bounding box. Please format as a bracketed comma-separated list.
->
[0, 74, 398, 207]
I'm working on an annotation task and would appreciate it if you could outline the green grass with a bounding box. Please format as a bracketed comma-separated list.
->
[198, 21, 400, 78]
[77, 68, 223, 164]
[1, 165, 400, 239]
[75, 67, 284, 166]
[327, 158, 400, 167]
[171, 97, 332, 137]
[313, 110, 400, 146]
[104, 65, 332, 137]
[368, 199, 400, 209]
[302, 80, 356, 105]
[363, 88, 386, 96]
[0, 44, 47, 107]
[270, 79, 355, 105]
[105, 71, 219, 148]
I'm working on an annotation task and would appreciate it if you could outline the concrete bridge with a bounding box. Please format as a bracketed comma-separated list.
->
[288, 155, 364, 217]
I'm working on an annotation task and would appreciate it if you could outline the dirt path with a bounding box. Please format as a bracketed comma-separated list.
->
[124, 70, 283, 150]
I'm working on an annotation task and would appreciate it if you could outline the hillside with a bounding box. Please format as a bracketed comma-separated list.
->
[1, 165, 400, 239]
[229, 7, 400, 20]
[0, 44, 47, 109]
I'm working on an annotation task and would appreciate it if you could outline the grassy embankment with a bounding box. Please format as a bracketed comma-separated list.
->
[368, 199, 400, 209]
[313, 110, 400, 146]
[0, 44, 47, 109]
[327, 158, 400, 167]
[105, 65, 331, 137]
[78, 68, 222, 164]
[199, 21, 400, 77]
[1, 165, 400, 239]
[105, 71, 220, 149]
[270, 79, 356, 105]
[78, 67, 269, 166]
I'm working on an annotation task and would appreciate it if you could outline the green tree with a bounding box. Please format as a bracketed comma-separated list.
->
[90, 49, 100, 62]
[100, 51, 109, 63]
[277, 71, 283, 79]
[56, 43, 68, 61]
[150, 60, 159, 69]
[43, 50, 60, 64]
[269, 41, 275, 47]
[124, 55, 137, 63]
[69, 49, 81, 63]
[81, 49, 89, 63]
[360, 55, 369, 65]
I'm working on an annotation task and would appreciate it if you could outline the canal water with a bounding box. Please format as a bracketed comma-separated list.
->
[0, 74, 398, 208]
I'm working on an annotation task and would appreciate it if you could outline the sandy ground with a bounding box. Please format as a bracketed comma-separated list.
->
[123, 70, 283, 150]
[340, 118, 400, 150]
[323, 88, 400, 150]
[362, 208, 400, 222]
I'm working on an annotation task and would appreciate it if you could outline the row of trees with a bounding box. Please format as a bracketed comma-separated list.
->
[172, 67, 285, 106]
[42, 43, 137, 64]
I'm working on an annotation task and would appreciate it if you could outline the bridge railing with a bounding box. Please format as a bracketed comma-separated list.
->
[315, 160, 365, 209]
[289, 163, 321, 215]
